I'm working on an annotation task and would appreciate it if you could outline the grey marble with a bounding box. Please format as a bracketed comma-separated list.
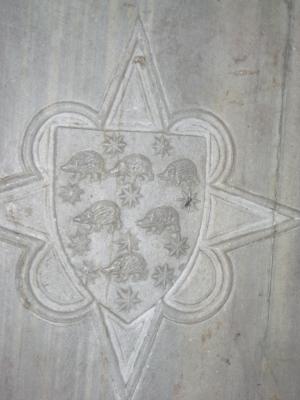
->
[0, 1, 300, 400]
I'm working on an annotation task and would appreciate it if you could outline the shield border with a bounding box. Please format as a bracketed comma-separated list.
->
[47, 122, 226, 324]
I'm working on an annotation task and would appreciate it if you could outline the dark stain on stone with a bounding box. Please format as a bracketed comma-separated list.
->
[133, 55, 146, 66]
[223, 357, 231, 366]
[184, 197, 193, 208]
[123, 2, 135, 8]
[233, 54, 248, 64]
[231, 69, 259, 76]
[173, 383, 181, 396]
[23, 299, 31, 309]
[271, 395, 280, 400]
[218, 354, 231, 366]
[201, 328, 212, 345]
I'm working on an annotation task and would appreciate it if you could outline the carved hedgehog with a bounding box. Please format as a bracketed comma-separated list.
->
[73, 200, 121, 233]
[158, 159, 199, 188]
[137, 206, 181, 235]
[108, 154, 154, 184]
[102, 252, 148, 282]
[61, 150, 106, 182]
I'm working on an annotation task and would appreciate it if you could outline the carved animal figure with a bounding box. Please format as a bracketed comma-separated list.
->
[108, 154, 154, 184]
[158, 159, 199, 188]
[137, 206, 181, 235]
[73, 201, 121, 233]
[102, 252, 148, 282]
[61, 150, 106, 181]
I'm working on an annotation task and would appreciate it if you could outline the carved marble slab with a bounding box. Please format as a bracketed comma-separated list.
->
[1, 2, 300, 400]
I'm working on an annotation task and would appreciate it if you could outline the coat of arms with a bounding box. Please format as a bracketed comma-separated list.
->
[0, 17, 299, 400]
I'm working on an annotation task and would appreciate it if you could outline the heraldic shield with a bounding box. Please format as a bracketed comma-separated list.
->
[1, 16, 299, 400]
[51, 126, 207, 323]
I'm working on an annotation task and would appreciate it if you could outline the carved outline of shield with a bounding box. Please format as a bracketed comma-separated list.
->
[48, 125, 210, 323]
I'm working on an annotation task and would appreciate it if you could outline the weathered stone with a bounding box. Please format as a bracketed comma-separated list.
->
[0, 1, 300, 400]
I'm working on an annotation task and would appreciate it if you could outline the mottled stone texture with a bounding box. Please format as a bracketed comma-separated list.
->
[0, 1, 300, 400]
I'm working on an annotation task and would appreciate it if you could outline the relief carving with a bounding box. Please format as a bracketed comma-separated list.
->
[108, 153, 154, 185]
[152, 134, 173, 158]
[73, 200, 122, 233]
[0, 16, 299, 400]
[102, 252, 148, 283]
[102, 132, 127, 157]
[61, 150, 106, 182]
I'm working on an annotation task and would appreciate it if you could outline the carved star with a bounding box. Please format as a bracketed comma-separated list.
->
[75, 260, 101, 285]
[177, 189, 201, 212]
[118, 184, 142, 208]
[116, 286, 141, 312]
[67, 227, 91, 256]
[102, 132, 127, 156]
[152, 134, 173, 158]
[59, 182, 84, 205]
[114, 230, 140, 253]
[152, 263, 175, 289]
[164, 236, 190, 258]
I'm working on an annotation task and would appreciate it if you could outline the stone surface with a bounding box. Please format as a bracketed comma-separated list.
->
[0, 1, 300, 400]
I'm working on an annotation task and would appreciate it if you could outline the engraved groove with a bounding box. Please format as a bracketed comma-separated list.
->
[0, 15, 299, 400]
